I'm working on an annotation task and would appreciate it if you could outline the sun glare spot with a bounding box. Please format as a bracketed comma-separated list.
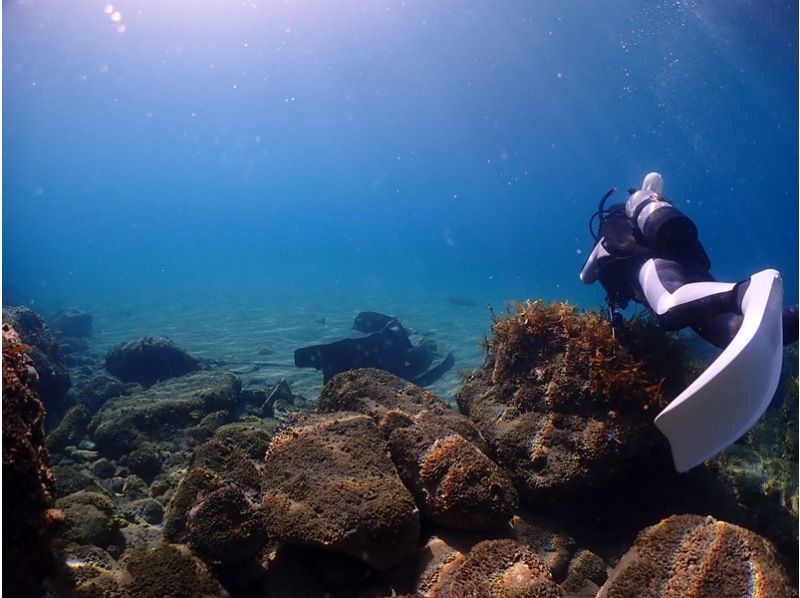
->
[111, 11, 122, 22]
[104, 4, 113, 14]
[117, 24, 127, 34]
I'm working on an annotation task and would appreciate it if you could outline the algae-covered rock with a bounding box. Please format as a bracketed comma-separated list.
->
[47, 403, 92, 453]
[88, 370, 241, 458]
[126, 497, 165, 525]
[436, 539, 562, 597]
[125, 442, 163, 481]
[212, 419, 276, 460]
[105, 335, 202, 386]
[318, 368, 487, 450]
[123, 544, 229, 597]
[164, 468, 225, 544]
[3, 305, 71, 408]
[187, 485, 268, 564]
[76, 375, 128, 413]
[561, 549, 608, 596]
[598, 514, 796, 598]
[318, 369, 515, 531]
[55, 491, 124, 554]
[457, 300, 693, 505]
[510, 513, 577, 583]
[2, 322, 59, 596]
[261, 412, 420, 570]
[387, 409, 518, 531]
[54, 463, 105, 497]
[191, 438, 265, 498]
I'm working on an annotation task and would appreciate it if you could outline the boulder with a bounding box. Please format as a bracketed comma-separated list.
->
[122, 544, 229, 597]
[105, 335, 201, 386]
[429, 539, 562, 597]
[510, 513, 577, 583]
[598, 514, 796, 597]
[457, 300, 694, 505]
[76, 375, 129, 413]
[261, 412, 420, 570]
[88, 371, 240, 458]
[560, 549, 608, 596]
[46, 404, 91, 453]
[164, 468, 226, 544]
[318, 369, 516, 531]
[211, 419, 276, 460]
[55, 491, 124, 555]
[51, 308, 92, 338]
[318, 368, 486, 450]
[386, 409, 518, 531]
[2, 323, 59, 596]
[187, 485, 268, 564]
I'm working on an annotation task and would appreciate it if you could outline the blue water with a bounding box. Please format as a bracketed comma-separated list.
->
[4, 1, 798, 326]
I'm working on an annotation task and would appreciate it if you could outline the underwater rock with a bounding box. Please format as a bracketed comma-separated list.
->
[560, 549, 608, 596]
[187, 485, 268, 565]
[125, 442, 163, 482]
[401, 535, 467, 597]
[386, 409, 518, 531]
[457, 300, 694, 505]
[105, 335, 202, 386]
[211, 419, 276, 460]
[55, 491, 124, 556]
[53, 462, 106, 497]
[434, 539, 562, 597]
[2, 322, 59, 596]
[191, 438, 266, 497]
[90, 457, 117, 479]
[510, 513, 577, 583]
[89, 370, 241, 458]
[47, 403, 92, 453]
[59, 336, 90, 355]
[125, 497, 165, 525]
[318, 368, 487, 450]
[318, 368, 514, 531]
[122, 544, 229, 597]
[3, 305, 71, 409]
[51, 308, 93, 338]
[76, 374, 129, 413]
[164, 468, 226, 544]
[261, 412, 420, 570]
[598, 514, 796, 598]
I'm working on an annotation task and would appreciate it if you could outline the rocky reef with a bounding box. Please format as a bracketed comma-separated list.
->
[2, 323, 59, 597]
[13, 300, 795, 597]
[3, 305, 71, 410]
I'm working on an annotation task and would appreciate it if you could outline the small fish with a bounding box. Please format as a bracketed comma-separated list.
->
[7, 344, 32, 356]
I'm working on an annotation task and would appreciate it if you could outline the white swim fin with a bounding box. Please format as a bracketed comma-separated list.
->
[654, 269, 784, 472]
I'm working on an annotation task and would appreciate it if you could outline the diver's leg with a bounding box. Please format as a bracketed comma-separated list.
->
[638, 258, 742, 348]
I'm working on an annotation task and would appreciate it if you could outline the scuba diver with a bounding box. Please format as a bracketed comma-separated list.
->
[580, 172, 798, 472]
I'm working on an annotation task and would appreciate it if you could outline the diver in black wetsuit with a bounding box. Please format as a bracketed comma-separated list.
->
[580, 171, 798, 472]
[580, 172, 798, 348]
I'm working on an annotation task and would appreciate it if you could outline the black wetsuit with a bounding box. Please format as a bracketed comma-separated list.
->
[591, 202, 798, 349]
